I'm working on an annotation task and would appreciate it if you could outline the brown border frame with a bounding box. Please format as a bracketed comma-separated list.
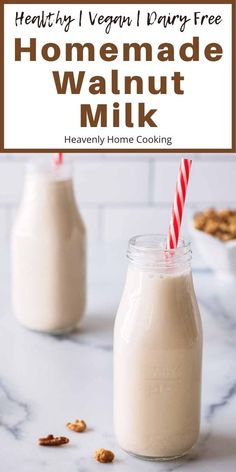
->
[0, 0, 235, 153]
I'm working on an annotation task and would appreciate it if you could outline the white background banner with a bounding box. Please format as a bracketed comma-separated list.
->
[3, 3, 233, 151]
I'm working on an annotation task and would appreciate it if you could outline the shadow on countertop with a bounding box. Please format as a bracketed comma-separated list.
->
[181, 431, 236, 466]
[199, 431, 236, 461]
[52, 313, 115, 352]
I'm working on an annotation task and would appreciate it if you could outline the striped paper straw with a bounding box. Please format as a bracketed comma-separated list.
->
[54, 152, 63, 165]
[167, 158, 192, 250]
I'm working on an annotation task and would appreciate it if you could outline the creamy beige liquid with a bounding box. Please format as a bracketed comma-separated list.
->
[114, 265, 202, 459]
[12, 171, 86, 333]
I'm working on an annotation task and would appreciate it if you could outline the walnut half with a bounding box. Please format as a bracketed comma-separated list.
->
[66, 419, 87, 433]
[95, 448, 115, 463]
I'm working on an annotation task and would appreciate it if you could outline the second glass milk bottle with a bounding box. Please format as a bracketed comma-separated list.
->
[11, 160, 86, 333]
[114, 235, 202, 461]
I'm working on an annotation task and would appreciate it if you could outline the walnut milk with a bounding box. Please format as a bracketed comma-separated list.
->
[11, 161, 86, 333]
[114, 235, 202, 460]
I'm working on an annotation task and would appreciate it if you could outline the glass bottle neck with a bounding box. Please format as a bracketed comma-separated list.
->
[26, 161, 72, 181]
[127, 234, 192, 275]
[21, 162, 75, 205]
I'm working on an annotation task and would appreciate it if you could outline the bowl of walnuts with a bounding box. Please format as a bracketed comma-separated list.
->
[191, 208, 236, 277]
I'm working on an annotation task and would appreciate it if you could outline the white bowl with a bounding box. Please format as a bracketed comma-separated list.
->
[190, 222, 236, 278]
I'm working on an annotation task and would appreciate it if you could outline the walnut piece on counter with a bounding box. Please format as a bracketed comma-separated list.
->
[38, 434, 69, 446]
[66, 419, 87, 433]
[95, 448, 115, 463]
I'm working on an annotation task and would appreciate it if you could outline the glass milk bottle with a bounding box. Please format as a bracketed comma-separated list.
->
[114, 235, 202, 461]
[11, 161, 86, 333]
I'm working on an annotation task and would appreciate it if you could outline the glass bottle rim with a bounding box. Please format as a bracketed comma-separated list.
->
[127, 234, 192, 270]
[128, 234, 190, 253]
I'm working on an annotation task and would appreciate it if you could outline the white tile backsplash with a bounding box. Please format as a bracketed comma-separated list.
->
[0, 162, 24, 203]
[74, 161, 149, 204]
[189, 161, 236, 203]
[0, 154, 235, 243]
[153, 160, 236, 204]
[0, 208, 8, 241]
[103, 206, 191, 242]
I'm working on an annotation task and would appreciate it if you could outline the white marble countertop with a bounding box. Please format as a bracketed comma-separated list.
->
[0, 242, 236, 471]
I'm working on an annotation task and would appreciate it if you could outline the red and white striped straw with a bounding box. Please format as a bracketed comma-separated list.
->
[167, 158, 192, 250]
[54, 152, 63, 165]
